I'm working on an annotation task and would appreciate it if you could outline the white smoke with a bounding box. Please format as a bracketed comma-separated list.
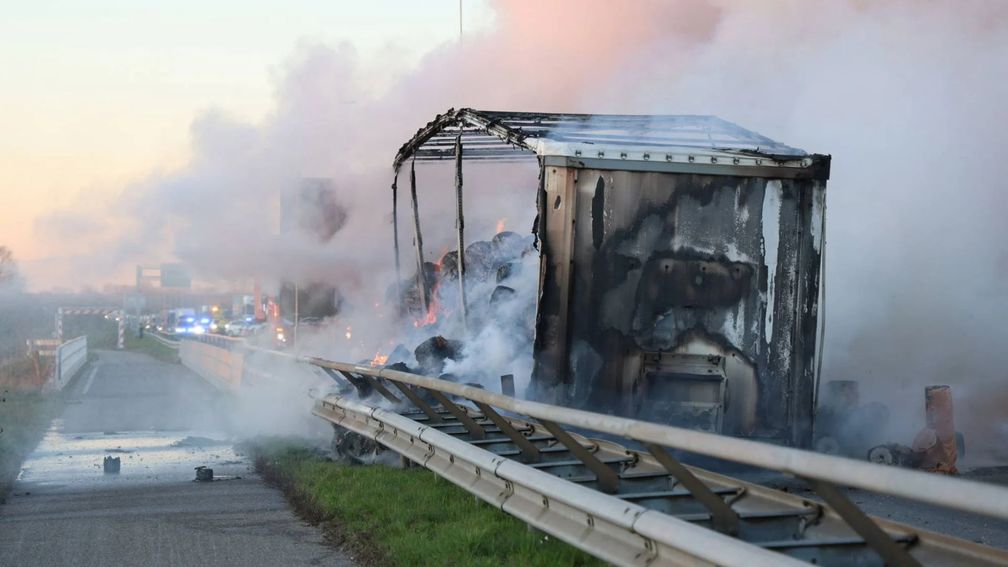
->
[27, 1, 1008, 460]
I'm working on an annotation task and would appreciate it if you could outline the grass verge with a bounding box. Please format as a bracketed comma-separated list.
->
[245, 439, 603, 567]
[0, 390, 62, 502]
[124, 333, 180, 364]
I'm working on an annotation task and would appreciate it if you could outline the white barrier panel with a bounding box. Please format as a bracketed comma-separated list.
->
[50, 336, 87, 391]
[179, 339, 244, 390]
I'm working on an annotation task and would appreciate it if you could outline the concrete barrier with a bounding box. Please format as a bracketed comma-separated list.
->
[179, 339, 244, 391]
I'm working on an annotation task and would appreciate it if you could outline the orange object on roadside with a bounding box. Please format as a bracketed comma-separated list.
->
[912, 385, 958, 474]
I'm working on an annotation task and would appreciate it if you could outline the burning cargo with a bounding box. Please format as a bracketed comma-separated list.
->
[392, 109, 830, 447]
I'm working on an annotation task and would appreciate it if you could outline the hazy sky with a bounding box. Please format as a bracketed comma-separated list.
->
[0, 0, 492, 288]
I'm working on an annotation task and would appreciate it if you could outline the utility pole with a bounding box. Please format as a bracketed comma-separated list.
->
[459, 0, 463, 41]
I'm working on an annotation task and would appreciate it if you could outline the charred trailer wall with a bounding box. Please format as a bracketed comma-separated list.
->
[532, 163, 827, 447]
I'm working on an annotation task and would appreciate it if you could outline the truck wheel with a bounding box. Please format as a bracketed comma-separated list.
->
[868, 445, 895, 466]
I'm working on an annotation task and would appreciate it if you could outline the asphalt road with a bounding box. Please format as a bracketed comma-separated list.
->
[0, 349, 351, 567]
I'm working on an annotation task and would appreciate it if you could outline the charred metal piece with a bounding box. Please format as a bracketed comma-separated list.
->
[453, 133, 468, 329]
[392, 172, 402, 304]
[194, 466, 213, 482]
[407, 160, 431, 313]
[500, 374, 515, 397]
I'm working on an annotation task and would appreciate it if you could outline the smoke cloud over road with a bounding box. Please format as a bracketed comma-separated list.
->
[29, 1, 1008, 461]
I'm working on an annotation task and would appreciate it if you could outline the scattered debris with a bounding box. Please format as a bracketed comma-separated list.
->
[331, 426, 397, 466]
[103, 456, 121, 474]
[172, 436, 224, 448]
[500, 374, 515, 397]
[867, 384, 963, 474]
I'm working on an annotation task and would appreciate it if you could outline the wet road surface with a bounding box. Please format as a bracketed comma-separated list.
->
[0, 350, 350, 567]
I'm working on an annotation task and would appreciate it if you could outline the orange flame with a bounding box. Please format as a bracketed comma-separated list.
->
[413, 256, 444, 328]
[414, 292, 439, 327]
[496, 218, 507, 233]
[370, 351, 389, 367]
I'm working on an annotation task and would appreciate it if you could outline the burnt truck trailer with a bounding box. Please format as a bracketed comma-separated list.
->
[393, 109, 830, 447]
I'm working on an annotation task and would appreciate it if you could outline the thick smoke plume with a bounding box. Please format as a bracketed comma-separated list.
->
[31, 1, 1008, 461]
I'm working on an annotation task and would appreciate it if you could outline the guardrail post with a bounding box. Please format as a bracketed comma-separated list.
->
[424, 388, 486, 440]
[538, 420, 619, 494]
[805, 478, 921, 567]
[646, 444, 740, 534]
[319, 367, 373, 398]
[474, 401, 540, 462]
[354, 373, 402, 404]
[390, 382, 444, 423]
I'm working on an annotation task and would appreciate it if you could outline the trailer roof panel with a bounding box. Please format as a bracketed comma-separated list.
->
[394, 108, 829, 179]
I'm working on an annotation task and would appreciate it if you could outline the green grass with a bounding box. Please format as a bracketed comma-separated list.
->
[124, 332, 180, 364]
[0, 390, 62, 502]
[246, 440, 603, 567]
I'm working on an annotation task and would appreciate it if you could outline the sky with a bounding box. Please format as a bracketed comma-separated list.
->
[0, 0, 492, 289]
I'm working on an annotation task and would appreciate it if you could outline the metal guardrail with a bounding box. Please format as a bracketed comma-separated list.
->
[178, 339, 1008, 566]
[51, 335, 87, 391]
[147, 331, 181, 349]
[307, 360, 1008, 566]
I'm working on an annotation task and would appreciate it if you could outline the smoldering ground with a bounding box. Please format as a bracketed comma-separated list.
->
[25, 1, 1008, 460]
